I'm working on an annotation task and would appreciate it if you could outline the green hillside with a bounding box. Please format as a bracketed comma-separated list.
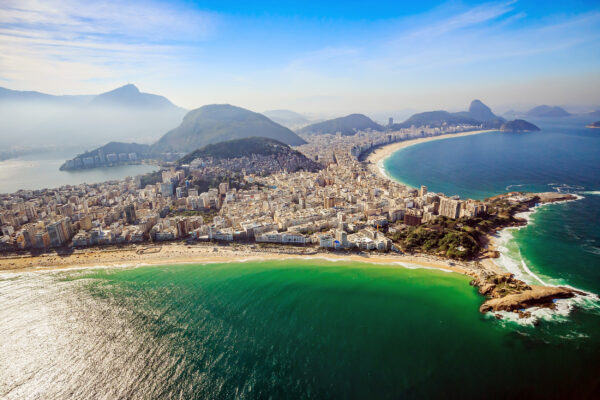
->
[153, 104, 306, 153]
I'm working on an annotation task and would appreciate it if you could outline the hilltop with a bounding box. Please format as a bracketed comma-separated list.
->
[153, 104, 306, 153]
[89, 84, 182, 111]
[455, 100, 506, 124]
[178, 137, 321, 173]
[0, 87, 92, 105]
[299, 114, 383, 136]
[179, 137, 314, 163]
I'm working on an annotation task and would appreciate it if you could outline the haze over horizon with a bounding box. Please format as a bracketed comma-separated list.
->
[1, 0, 599, 115]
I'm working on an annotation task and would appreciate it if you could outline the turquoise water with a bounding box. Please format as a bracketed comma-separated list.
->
[384, 119, 600, 295]
[2, 260, 600, 398]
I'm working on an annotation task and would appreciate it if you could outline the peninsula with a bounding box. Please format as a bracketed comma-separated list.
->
[0, 116, 583, 317]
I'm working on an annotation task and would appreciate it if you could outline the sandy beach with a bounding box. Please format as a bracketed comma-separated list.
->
[0, 241, 505, 278]
[366, 129, 496, 182]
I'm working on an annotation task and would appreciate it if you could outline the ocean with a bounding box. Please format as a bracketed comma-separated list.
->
[1, 119, 600, 398]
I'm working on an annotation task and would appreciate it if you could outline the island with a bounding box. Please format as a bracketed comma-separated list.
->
[500, 119, 540, 132]
[586, 121, 600, 129]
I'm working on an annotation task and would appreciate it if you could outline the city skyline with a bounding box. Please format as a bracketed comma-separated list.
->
[1, 0, 599, 114]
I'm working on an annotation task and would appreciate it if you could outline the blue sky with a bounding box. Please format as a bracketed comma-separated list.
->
[1, 0, 599, 115]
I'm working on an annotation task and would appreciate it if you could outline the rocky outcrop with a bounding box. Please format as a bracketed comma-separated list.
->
[471, 273, 581, 313]
[480, 285, 576, 313]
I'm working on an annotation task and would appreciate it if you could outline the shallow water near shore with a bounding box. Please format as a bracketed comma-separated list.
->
[2, 259, 600, 399]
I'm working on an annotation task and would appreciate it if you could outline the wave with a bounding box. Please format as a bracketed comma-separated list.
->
[548, 183, 585, 192]
[505, 183, 527, 191]
[377, 159, 392, 180]
[490, 194, 600, 326]
[489, 291, 600, 327]
[580, 190, 600, 195]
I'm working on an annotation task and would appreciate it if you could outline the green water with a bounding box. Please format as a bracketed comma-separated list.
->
[4, 260, 596, 398]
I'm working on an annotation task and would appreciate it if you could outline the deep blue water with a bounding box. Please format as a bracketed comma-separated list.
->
[385, 118, 600, 293]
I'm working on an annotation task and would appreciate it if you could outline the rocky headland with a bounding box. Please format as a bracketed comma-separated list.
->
[470, 192, 582, 317]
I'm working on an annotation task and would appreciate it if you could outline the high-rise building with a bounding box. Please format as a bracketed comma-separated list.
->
[124, 204, 136, 224]
[80, 215, 93, 230]
[419, 185, 428, 197]
[47, 221, 65, 247]
[439, 198, 461, 219]
[219, 182, 229, 195]
[324, 196, 336, 208]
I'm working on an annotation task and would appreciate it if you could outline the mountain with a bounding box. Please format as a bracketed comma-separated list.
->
[179, 137, 313, 165]
[455, 100, 505, 123]
[500, 119, 540, 132]
[0, 84, 186, 152]
[299, 114, 383, 136]
[178, 137, 322, 175]
[262, 109, 310, 127]
[152, 104, 306, 153]
[89, 84, 181, 110]
[525, 105, 571, 118]
[391, 111, 481, 129]
[391, 100, 507, 129]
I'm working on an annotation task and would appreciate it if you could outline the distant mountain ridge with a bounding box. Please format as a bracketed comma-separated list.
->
[153, 104, 306, 153]
[0, 87, 93, 105]
[390, 100, 506, 130]
[0, 84, 187, 152]
[525, 105, 571, 118]
[299, 114, 383, 136]
[262, 109, 310, 127]
[0, 84, 181, 111]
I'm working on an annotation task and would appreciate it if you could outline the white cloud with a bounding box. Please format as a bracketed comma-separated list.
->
[0, 0, 217, 93]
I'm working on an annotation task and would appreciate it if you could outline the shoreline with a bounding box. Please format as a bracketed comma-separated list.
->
[0, 242, 484, 277]
[362, 130, 593, 316]
[365, 129, 496, 183]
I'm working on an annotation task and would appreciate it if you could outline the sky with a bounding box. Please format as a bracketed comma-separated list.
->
[1, 0, 599, 115]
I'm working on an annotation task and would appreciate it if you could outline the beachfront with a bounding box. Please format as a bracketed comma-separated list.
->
[0, 241, 491, 276]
